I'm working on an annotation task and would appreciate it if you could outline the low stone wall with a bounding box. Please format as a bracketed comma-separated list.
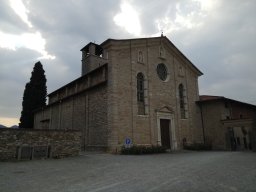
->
[0, 128, 81, 161]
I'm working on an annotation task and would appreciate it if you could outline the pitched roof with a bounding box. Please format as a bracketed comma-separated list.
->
[198, 95, 256, 109]
[199, 95, 224, 101]
[48, 63, 107, 97]
[101, 36, 203, 76]
[80, 42, 103, 55]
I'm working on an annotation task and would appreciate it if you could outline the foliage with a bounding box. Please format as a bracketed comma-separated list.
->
[184, 143, 212, 151]
[19, 61, 47, 128]
[121, 145, 167, 155]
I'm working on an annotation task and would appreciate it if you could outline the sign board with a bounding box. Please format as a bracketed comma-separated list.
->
[124, 138, 132, 148]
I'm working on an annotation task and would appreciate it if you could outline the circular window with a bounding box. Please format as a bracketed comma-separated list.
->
[157, 63, 168, 81]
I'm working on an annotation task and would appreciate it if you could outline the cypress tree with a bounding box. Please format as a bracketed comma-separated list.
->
[19, 61, 47, 128]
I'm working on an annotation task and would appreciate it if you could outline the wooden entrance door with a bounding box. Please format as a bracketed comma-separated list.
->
[160, 119, 171, 148]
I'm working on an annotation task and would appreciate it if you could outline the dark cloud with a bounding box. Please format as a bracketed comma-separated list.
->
[167, 1, 256, 104]
[0, 0, 256, 125]
[28, 1, 120, 40]
[0, 0, 30, 33]
[0, 47, 42, 120]
[24, 0, 122, 89]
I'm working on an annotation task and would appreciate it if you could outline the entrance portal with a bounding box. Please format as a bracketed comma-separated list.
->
[160, 119, 171, 148]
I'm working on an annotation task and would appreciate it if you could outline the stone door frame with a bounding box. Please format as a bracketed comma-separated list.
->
[157, 112, 177, 150]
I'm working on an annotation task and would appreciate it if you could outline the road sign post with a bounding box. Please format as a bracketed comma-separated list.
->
[124, 138, 132, 148]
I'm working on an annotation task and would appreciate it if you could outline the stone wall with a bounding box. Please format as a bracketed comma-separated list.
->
[0, 128, 81, 161]
[200, 99, 256, 150]
[34, 64, 108, 151]
[32, 37, 203, 153]
[222, 119, 253, 150]
[104, 37, 203, 151]
[200, 101, 224, 149]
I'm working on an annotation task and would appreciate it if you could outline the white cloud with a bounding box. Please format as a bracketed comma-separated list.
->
[0, 117, 19, 127]
[0, 31, 55, 60]
[192, 0, 219, 11]
[9, 0, 32, 28]
[114, 1, 141, 36]
[1, 0, 55, 60]
[155, 0, 218, 36]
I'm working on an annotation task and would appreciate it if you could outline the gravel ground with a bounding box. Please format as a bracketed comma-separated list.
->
[0, 151, 256, 192]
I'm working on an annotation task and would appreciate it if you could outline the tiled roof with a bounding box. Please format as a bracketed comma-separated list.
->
[199, 95, 224, 101]
[198, 95, 256, 108]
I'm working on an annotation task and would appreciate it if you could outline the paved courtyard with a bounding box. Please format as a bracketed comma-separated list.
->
[0, 151, 256, 192]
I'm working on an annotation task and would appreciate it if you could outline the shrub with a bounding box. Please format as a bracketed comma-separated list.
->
[184, 143, 212, 151]
[121, 145, 167, 155]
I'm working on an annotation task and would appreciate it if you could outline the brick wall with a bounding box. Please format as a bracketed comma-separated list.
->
[33, 37, 202, 152]
[200, 99, 255, 150]
[0, 128, 81, 161]
[34, 64, 108, 151]
[104, 37, 203, 151]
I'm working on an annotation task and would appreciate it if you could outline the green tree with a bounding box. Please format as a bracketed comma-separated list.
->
[19, 61, 47, 128]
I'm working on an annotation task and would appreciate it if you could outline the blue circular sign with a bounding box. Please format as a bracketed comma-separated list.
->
[125, 138, 131, 145]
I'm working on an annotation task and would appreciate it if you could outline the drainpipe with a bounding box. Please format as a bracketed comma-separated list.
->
[199, 104, 206, 144]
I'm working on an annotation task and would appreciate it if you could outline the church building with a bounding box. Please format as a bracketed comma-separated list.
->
[34, 36, 204, 152]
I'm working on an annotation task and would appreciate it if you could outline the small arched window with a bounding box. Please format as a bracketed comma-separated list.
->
[138, 51, 143, 63]
[137, 72, 145, 115]
[179, 84, 186, 119]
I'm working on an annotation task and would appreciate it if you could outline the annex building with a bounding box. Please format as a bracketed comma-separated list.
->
[198, 95, 256, 151]
[34, 36, 204, 152]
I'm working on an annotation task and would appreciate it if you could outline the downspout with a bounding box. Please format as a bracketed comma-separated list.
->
[199, 103, 206, 144]
[130, 40, 134, 141]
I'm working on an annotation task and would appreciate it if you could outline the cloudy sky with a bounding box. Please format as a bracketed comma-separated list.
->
[0, 0, 255, 126]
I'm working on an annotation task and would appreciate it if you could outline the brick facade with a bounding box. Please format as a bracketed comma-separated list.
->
[34, 36, 203, 151]
[104, 37, 203, 151]
[34, 65, 108, 150]
[198, 96, 256, 150]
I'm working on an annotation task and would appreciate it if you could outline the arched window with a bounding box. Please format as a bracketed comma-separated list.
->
[137, 73, 144, 102]
[179, 84, 186, 119]
[137, 73, 145, 114]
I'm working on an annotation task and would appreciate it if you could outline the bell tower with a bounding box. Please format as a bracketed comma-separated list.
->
[80, 42, 108, 76]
